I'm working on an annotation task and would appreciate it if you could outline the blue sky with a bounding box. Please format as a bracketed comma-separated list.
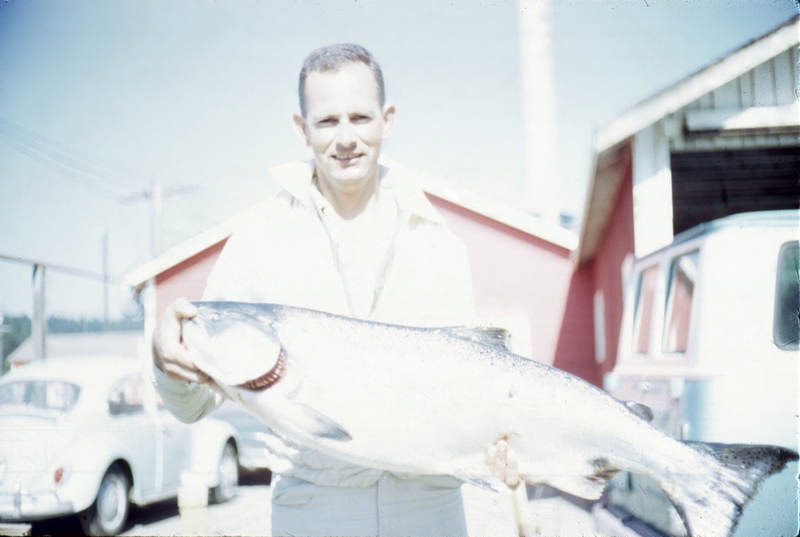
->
[0, 0, 796, 319]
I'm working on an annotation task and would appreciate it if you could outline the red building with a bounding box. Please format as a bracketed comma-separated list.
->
[123, 158, 600, 383]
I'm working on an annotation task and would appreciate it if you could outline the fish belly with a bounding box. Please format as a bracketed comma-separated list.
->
[263, 311, 527, 477]
[259, 309, 671, 490]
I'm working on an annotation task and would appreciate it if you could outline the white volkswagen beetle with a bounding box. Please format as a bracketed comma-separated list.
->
[0, 354, 240, 535]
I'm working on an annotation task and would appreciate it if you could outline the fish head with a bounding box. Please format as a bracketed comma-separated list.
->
[182, 302, 284, 389]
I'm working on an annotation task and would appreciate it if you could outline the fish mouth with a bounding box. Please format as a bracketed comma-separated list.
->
[235, 349, 287, 391]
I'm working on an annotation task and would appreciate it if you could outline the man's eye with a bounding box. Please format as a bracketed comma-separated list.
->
[351, 115, 371, 123]
[318, 118, 338, 126]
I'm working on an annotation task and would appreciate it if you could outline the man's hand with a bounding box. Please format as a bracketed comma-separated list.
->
[152, 298, 208, 384]
[485, 435, 521, 489]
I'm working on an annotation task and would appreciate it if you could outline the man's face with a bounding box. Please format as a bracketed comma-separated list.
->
[294, 62, 395, 196]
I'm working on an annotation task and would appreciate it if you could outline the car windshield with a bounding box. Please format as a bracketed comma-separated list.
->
[0, 380, 81, 413]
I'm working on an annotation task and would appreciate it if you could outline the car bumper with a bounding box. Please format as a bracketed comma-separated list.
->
[0, 490, 74, 521]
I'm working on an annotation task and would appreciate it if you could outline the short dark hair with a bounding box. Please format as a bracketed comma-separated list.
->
[298, 43, 385, 116]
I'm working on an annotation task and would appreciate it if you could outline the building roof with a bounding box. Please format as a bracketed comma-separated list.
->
[594, 15, 799, 154]
[6, 330, 142, 366]
[576, 15, 800, 265]
[123, 158, 578, 290]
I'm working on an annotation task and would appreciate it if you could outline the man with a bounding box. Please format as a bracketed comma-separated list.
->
[152, 44, 476, 536]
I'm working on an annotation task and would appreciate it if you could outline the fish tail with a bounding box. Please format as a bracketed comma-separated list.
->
[665, 442, 798, 537]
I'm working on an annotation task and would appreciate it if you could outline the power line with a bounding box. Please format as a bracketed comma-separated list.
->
[0, 117, 142, 197]
[0, 117, 210, 257]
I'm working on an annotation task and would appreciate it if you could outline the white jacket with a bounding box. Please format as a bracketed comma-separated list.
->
[154, 160, 475, 487]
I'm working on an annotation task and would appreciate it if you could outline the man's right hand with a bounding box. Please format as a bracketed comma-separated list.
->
[152, 298, 209, 384]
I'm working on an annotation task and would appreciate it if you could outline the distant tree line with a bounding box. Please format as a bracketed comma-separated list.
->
[1, 315, 143, 363]
[1, 316, 31, 363]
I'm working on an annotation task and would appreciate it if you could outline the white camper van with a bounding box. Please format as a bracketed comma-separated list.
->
[598, 210, 799, 537]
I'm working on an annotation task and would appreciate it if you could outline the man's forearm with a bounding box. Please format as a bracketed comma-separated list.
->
[152, 363, 224, 423]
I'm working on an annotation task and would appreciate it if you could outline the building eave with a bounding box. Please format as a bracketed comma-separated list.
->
[594, 15, 799, 154]
[574, 140, 631, 265]
[380, 157, 578, 252]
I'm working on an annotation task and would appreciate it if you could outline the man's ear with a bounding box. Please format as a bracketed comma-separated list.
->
[381, 104, 396, 141]
[292, 112, 310, 146]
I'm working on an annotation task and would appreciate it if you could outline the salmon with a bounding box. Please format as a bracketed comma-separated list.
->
[181, 301, 798, 537]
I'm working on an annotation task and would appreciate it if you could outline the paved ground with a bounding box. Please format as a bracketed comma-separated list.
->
[120, 479, 599, 537]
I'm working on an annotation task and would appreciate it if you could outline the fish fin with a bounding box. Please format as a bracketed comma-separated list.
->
[443, 326, 512, 352]
[297, 402, 353, 441]
[624, 400, 654, 422]
[278, 398, 353, 442]
[524, 456, 620, 500]
[665, 442, 798, 537]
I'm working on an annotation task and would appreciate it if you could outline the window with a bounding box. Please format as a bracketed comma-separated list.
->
[107, 375, 145, 416]
[663, 251, 699, 353]
[633, 266, 659, 354]
[774, 241, 800, 350]
[0, 381, 80, 413]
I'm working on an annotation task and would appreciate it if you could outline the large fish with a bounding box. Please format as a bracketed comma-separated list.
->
[181, 301, 797, 537]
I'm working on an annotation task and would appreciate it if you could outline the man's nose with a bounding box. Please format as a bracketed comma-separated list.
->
[334, 119, 357, 148]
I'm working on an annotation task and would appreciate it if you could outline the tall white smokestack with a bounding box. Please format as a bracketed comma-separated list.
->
[518, 0, 560, 225]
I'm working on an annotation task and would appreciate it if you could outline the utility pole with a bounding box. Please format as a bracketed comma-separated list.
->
[152, 179, 163, 257]
[103, 233, 109, 330]
[118, 178, 197, 372]
[120, 179, 198, 259]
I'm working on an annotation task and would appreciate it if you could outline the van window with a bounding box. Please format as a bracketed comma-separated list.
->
[664, 251, 698, 353]
[774, 241, 800, 350]
[633, 266, 659, 354]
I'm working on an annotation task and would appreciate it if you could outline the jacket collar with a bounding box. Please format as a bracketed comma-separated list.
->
[267, 160, 446, 225]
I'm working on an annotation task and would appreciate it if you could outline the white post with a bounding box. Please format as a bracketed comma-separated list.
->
[142, 281, 158, 371]
[518, 0, 560, 225]
[178, 471, 209, 536]
[31, 264, 46, 361]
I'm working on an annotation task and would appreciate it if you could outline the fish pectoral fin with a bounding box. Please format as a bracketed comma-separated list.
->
[279, 398, 353, 442]
[537, 458, 618, 500]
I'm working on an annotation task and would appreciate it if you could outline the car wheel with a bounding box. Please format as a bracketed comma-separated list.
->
[211, 442, 238, 504]
[80, 463, 130, 536]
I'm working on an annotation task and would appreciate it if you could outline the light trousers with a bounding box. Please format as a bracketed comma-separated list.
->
[271, 473, 469, 537]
